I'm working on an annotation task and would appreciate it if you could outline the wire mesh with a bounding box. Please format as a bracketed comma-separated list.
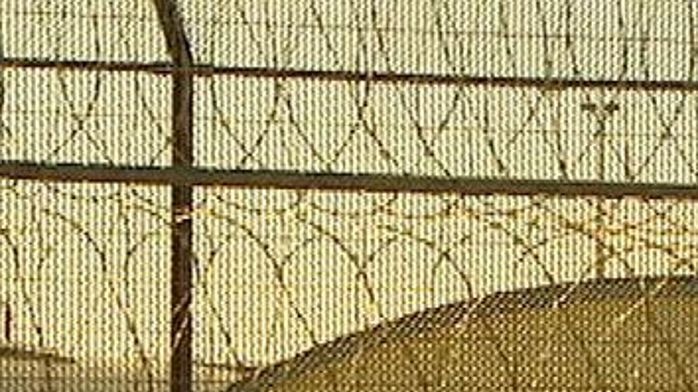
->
[1, 1, 697, 391]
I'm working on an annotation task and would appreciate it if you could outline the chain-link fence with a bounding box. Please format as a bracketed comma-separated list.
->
[1, 1, 697, 391]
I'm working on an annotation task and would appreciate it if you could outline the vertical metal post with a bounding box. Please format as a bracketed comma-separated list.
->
[151, 1, 194, 391]
[170, 73, 194, 392]
[3, 302, 10, 342]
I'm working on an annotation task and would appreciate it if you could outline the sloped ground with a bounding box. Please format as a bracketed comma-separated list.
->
[1, 276, 695, 391]
[229, 276, 698, 392]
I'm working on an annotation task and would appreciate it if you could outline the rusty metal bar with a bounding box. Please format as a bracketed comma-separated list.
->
[2, 160, 697, 200]
[2, 56, 698, 92]
[151, 1, 194, 391]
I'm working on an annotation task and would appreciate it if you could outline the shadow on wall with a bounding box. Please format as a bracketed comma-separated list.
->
[228, 275, 698, 392]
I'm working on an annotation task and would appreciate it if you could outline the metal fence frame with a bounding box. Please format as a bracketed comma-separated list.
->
[1, 1, 698, 391]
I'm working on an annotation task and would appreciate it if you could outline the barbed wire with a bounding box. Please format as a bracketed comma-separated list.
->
[1, 1, 698, 391]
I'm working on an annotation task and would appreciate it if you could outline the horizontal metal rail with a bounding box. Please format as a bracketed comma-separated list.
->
[1, 57, 698, 91]
[1, 160, 697, 199]
[0, 343, 76, 364]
